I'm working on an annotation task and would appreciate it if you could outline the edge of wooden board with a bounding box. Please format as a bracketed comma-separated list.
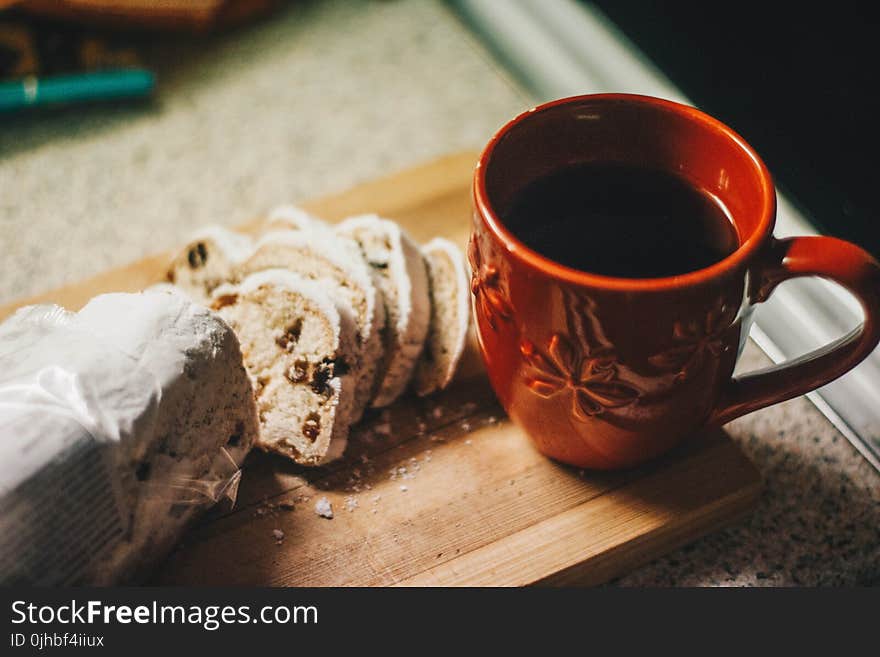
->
[395, 434, 762, 587]
[0, 150, 480, 321]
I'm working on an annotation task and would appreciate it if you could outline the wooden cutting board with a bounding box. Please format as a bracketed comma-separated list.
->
[0, 151, 762, 586]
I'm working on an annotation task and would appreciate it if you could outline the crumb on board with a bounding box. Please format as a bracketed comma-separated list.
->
[272, 529, 284, 544]
[344, 496, 359, 512]
[315, 497, 334, 519]
[255, 496, 298, 519]
[400, 485, 408, 492]
[389, 465, 416, 481]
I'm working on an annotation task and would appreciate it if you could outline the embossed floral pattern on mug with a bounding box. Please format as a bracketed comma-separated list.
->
[520, 333, 641, 420]
[648, 300, 738, 383]
[468, 235, 513, 330]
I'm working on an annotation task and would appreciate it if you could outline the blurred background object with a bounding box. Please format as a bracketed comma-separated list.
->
[0, 1, 282, 111]
[0, 10, 143, 79]
[0, 8, 155, 111]
[6, 0, 281, 33]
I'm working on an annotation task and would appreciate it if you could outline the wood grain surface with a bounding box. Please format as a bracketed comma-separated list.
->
[0, 151, 762, 586]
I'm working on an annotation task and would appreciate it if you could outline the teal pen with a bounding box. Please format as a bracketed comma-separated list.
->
[0, 68, 155, 112]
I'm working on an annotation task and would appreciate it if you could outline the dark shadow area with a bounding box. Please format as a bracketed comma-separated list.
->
[592, 0, 880, 258]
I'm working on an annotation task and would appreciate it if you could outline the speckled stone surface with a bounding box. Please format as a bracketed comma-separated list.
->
[615, 342, 880, 586]
[1, 0, 876, 586]
[0, 0, 528, 304]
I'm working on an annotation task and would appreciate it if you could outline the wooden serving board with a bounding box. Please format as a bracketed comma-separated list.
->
[0, 151, 762, 586]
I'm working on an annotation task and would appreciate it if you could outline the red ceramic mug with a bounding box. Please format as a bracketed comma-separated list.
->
[470, 93, 880, 470]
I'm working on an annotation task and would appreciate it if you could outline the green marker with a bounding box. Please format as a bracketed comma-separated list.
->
[0, 68, 155, 112]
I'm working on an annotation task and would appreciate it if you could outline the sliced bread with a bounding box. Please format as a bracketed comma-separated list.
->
[237, 229, 385, 422]
[211, 269, 359, 466]
[413, 238, 470, 396]
[337, 214, 430, 408]
[166, 226, 253, 304]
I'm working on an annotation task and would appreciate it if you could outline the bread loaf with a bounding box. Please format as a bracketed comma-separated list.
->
[0, 289, 258, 584]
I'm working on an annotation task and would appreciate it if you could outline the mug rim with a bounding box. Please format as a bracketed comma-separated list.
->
[473, 93, 777, 291]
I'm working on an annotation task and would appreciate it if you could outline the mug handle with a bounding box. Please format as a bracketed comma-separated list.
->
[708, 236, 880, 426]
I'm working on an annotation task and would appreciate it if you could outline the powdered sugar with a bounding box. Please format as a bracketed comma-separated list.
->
[315, 497, 334, 519]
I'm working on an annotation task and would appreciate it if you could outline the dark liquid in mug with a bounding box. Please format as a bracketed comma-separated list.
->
[503, 162, 739, 278]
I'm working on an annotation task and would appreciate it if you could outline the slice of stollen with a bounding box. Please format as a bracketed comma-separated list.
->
[413, 238, 470, 396]
[337, 214, 430, 408]
[237, 229, 385, 422]
[211, 270, 359, 466]
[166, 226, 254, 304]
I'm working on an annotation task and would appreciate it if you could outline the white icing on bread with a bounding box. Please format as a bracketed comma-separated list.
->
[166, 226, 254, 304]
[265, 205, 328, 234]
[413, 238, 470, 396]
[337, 214, 430, 408]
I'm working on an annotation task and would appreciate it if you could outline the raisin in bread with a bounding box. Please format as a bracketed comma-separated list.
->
[212, 269, 359, 466]
[0, 290, 258, 584]
[166, 226, 254, 304]
[413, 238, 470, 396]
[337, 214, 430, 407]
[236, 230, 385, 422]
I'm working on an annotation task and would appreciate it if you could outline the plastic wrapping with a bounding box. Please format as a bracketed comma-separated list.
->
[0, 300, 249, 585]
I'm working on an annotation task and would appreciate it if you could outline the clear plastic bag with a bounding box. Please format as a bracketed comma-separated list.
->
[0, 303, 244, 585]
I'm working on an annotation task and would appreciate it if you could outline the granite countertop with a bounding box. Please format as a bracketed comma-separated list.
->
[1, 0, 877, 585]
